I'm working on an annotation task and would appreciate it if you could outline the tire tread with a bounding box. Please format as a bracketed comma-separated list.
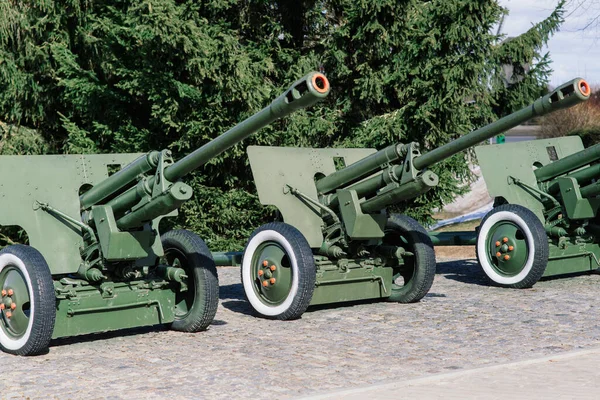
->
[241, 222, 315, 320]
[385, 214, 436, 303]
[0, 245, 55, 356]
[161, 229, 219, 332]
[476, 204, 548, 288]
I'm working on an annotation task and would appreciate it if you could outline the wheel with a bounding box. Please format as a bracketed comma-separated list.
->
[241, 222, 315, 320]
[476, 204, 548, 288]
[161, 229, 219, 332]
[383, 214, 436, 302]
[0, 245, 55, 356]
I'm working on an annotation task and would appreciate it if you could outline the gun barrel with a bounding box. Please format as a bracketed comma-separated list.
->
[321, 164, 405, 208]
[108, 72, 330, 226]
[413, 78, 591, 171]
[315, 144, 407, 195]
[534, 142, 600, 183]
[79, 151, 161, 210]
[543, 163, 600, 195]
[580, 180, 600, 198]
[165, 71, 330, 182]
[360, 170, 439, 213]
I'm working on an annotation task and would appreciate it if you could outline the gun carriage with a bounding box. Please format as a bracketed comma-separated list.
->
[241, 78, 589, 319]
[471, 80, 598, 287]
[0, 72, 329, 355]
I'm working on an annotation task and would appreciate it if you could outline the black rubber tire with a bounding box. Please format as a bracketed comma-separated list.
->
[241, 222, 315, 320]
[161, 229, 219, 332]
[476, 204, 548, 289]
[0, 245, 55, 356]
[384, 214, 436, 303]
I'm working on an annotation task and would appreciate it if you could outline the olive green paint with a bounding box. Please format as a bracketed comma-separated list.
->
[52, 279, 176, 339]
[0, 72, 328, 340]
[336, 189, 387, 240]
[476, 136, 586, 223]
[310, 262, 393, 306]
[248, 146, 376, 248]
[245, 78, 590, 307]
[438, 79, 599, 280]
[0, 153, 144, 275]
[428, 232, 477, 246]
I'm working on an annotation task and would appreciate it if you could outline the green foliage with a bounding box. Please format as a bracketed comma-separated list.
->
[323, 0, 564, 222]
[0, 123, 50, 155]
[490, 1, 565, 114]
[570, 127, 600, 148]
[0, 0, 564, 249]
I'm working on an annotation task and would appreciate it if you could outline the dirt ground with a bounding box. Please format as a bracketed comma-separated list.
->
[428, 165, 490, 260]
[430, 220, 479, 259]
[435, 245, 476, 259]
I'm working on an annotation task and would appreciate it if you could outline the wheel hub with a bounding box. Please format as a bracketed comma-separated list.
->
[487, 223, 528, 276]
[1, 294, 15, 312]
[251, 242, 293, 305]
[258, 259, 278, 287]
[0, 267, 31, 338]
[163, 250, 194, 319]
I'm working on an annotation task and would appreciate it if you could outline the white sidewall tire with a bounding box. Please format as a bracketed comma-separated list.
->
[477, 211, 535, 285]
[0, 253, 34, 350]
[242, 230, 299, 316]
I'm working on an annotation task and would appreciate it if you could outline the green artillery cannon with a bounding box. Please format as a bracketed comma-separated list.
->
[447, 80, 598, 288]
[0, 72, 330, 355]
[240, 78, 589, 319]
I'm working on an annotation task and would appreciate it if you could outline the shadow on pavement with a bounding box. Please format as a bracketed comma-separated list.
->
[220, 299, 255, 316]
[219, 282, 246, 301]
[50, 325, 168, 348]
[51, 320, 228, 348]
[436, 258, 491, 287]
[219, 282, 257, 315]
[438, 258, 600, 286]
[220, 260, 492, 317]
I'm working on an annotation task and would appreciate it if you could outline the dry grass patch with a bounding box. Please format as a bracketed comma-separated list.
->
[430, 219, 480, 260]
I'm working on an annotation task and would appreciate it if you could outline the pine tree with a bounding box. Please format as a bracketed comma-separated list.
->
[322, 0, 565, 221]
[0, 0, 565, 249]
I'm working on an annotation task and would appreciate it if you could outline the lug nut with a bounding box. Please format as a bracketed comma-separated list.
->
[0, 304, 4, 310]
[10, 303, 16, 310]
[495, 241, 501, 247]
[502, 237, 508, 243]
[504, 255, 510, 261]
[270, 278, 276, 284]
[7, 289, 13, 296]
[258, 270, 264, 276]
[496, 252, 501, 257]
[1, 290, 5, 297]
[508, 246, 514, 251]
[262, 260, 268, 267]
[262, 281, 269, 287]
[270, 265, 276, 271]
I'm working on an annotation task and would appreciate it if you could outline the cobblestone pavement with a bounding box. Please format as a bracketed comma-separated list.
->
[2, 258, 600, 399]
